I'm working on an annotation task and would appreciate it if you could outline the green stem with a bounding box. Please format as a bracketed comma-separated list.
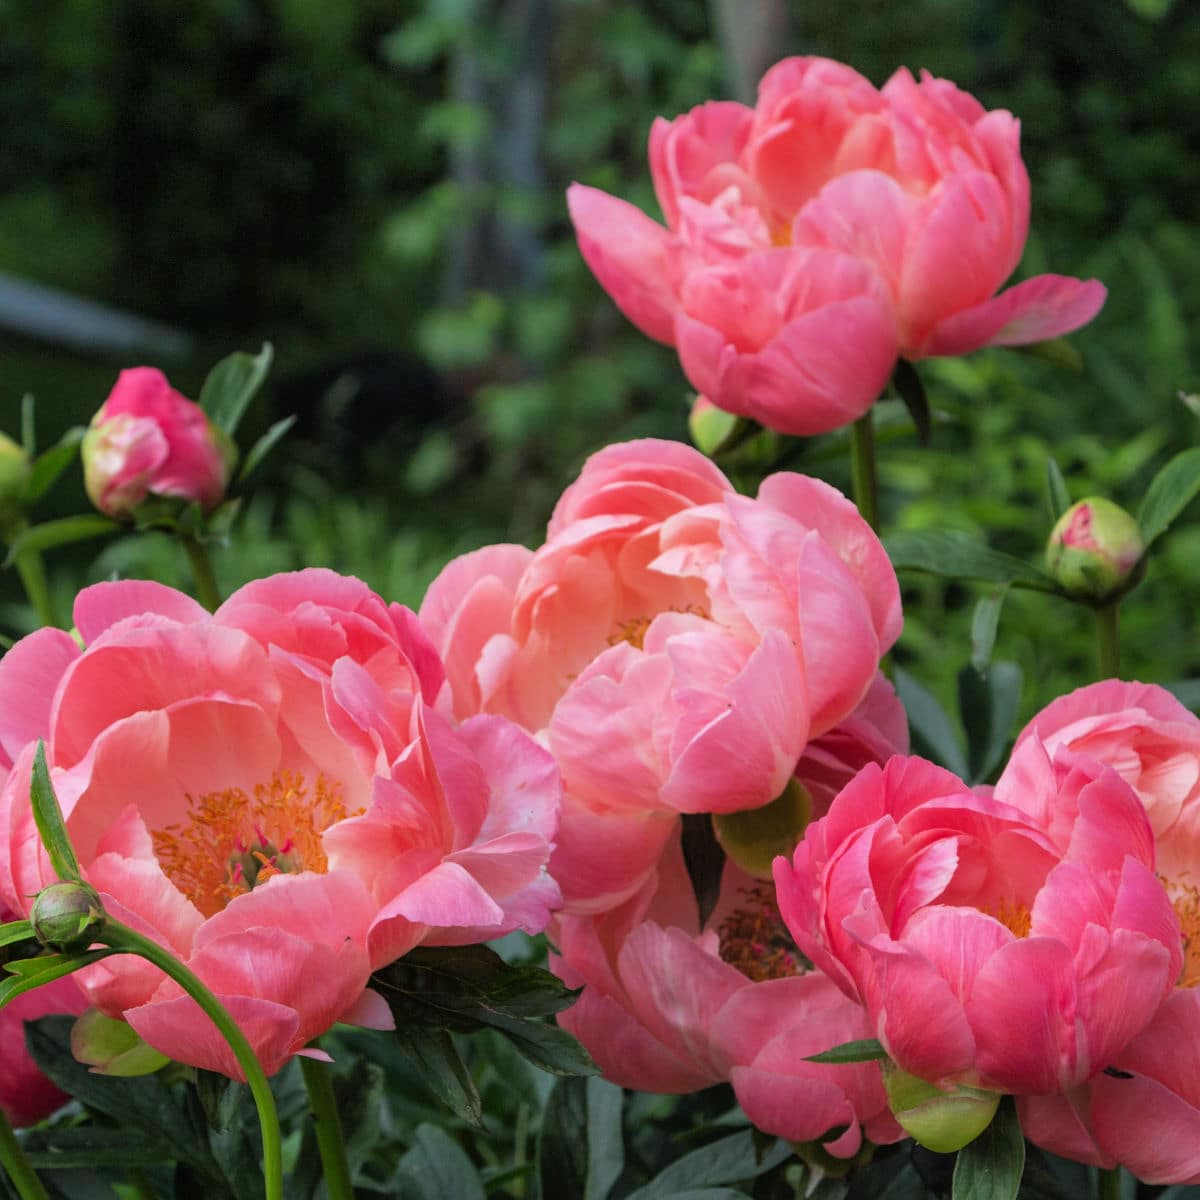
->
[850, 409, 880, 533]
[1095, 602, 1121, 679]
[299, 1051, 355, 1200]
[14, 548, 57, 629]
[0, 1106, 50, 1200]
[1097, 1165, 1122, 1200]
[180, 535, 221, 612]
[98, 920, 282, 1200]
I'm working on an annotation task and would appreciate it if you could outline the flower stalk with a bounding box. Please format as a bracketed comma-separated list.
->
[0, 1106, 51, 1200]
[850, 409, 880, 533]
[299, 1050, 355, 1200]
[1095, 602, 1121, 680]
[181, 534, 221, 612]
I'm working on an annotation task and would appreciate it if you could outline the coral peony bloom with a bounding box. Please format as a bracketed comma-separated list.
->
[421, 439, 900, 911]
[0, 572, 560, 1079]
[552, 833, 902, 1158]
[776, 753, 1181, 1096]
[82, 368, 236, 518]
[999, 682, 1200, 1182]
[0, 906, 88, 1127]
[569, 57, 1105, 435]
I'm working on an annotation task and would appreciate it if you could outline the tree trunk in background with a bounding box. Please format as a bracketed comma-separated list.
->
[708, 0, 793, 103]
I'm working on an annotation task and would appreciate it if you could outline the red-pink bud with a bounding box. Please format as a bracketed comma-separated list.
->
[1045, 497, 1144, 601]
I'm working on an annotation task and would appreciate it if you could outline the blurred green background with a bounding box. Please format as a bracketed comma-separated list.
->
[2, 0, 1200, 728]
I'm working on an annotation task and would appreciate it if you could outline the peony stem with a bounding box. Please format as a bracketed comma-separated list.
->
[1095, 602, 1121, 680]
[180, 534, 221, 612]
[97, 919, 283, 1200]
[850, 409, 880, 532]
[13, 546, 57, 630]
[299, 1051, 355, 1200]
[0, 1105, 50, 1200]
[1097, 1166, 1122, 1200]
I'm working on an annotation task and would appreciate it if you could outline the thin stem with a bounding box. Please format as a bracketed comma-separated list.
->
[1097, 1165, 1122, 1200]
[180, 534, 221, 612]
[850, 409, 880, 533]
[13, 548, 57, 629]
[98, 919, 282, 1200]
[1095, 602, 1121, 679]
[299, 1052, 355, 1200]
[0, 1106, 51, 1200]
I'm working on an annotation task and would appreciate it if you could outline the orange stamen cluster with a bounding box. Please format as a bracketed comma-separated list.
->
[607, 604, 711, 652]
[718, 883, 806, 982]
[1168, 878, 1200, 988]
[993, 898, 1033, 939]
[152, 771, 355, 917]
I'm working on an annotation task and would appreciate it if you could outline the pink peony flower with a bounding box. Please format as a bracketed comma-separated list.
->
[82, 368, 237, 518]
[551, 834, 902, 1158]
[0, 571, 561, 1079]
[0, 906, 88, 1128]
[775, 753, 1181, 1096]
[998, 682, 1200, 1182]
[569, 56, 1105, 435]
[420, 439, 900, 911]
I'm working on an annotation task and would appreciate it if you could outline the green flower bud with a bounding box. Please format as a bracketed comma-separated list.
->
[70, 1008, 169, 1076]
[883, 1065, 1001, 1153]
[712, 778, 813, 879]
[30, 881, 106, 953]
[688, 396, 742, 458]
[1046, 498, 1145, 602]
[0, 432, 31, 528]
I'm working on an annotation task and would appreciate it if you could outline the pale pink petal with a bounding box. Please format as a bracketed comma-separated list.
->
[74, 581, 209, 644]
[0, 628, 81, 766]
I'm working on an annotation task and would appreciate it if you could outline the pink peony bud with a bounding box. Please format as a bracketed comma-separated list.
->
[82, 368, 237, 519]
[1045, 497, 1145, 601]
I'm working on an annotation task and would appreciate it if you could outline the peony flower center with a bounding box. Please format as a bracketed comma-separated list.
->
[993, 898, 1032, 939]
[607, 604, 712, 652]
[718, 883, 808, 982]
[1167, 878, 1200, 988]
[152, 771, 356, 918]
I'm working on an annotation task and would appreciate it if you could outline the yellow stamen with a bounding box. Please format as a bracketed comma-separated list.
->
[1168, 878, 1200, 988]
[993, 898, 1032, 939]
[717, 883, 807, 982]
[152, 771, 356, 917]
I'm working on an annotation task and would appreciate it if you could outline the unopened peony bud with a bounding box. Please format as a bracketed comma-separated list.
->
[883, 1066, 1001, 1153]
[0, 432, 30, 528]
[712, 778, 813, 879]
[1045, 498, 1144, 602]
[31, 881, 106, 954]
[688, 395, 742, 457]
[82, 368, 237, 519]
[70, 1009, 169, 1076]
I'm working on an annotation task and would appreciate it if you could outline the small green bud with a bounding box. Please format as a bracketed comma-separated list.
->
[883, 1065, 1001, 1153]
[688, 396, 743, 457]
[30, 881, 106, 953]
[0, 432, 31, 527]
[712, 778, 813, 880]
[70, 1008, 169, 1076]
[1046, 497, 1145, 602]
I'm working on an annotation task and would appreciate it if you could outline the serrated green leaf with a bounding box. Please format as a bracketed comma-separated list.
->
[199, 343, 273, 437]
[392, 1025, 484, 1129]
[803, 1038, 889, 1065]
[628, 1130, 792, 1200]
[237, 415, 296, 482]
[884, 531, 1060, 593]
[23, 427, 85, 505]
[892, 360, 931, 445]
[970, 588, 1009, 674]
[894, 667, 969, 779]
[952, 1095, 1024, 1200]
[396, 1124, 485, 1200]
[1045, 457, 1070, 523]
[958, 661, 1023, 784]
[3, 515, 120, 567]
[1137, 447, 1200, 548]
[538, 1076, 624, 1200]
[30, 741, 80, 881]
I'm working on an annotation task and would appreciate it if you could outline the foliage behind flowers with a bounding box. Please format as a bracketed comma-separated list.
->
[6, 28, 1200, 1200]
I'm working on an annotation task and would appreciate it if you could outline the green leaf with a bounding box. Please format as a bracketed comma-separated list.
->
[478, 1011, 598, 1077]
[970, 588, 1009, 674]
[395, 1124, 485, 1200]
[391, 1025, 484, 1129]
[894, 667, 969, 779]
[199, 343, 274, 437]
[30, 740, 80, 880]
[627, 1130, 792, 1200]
[1045, 457, 1071, 523]
[20, 1126, 176, 1170]
[680, 811, 726, 930]
[884, 530, 1060, 593]
[237, 415, 296, 482]
[3, 514, 120, 567]
[952, 1095, 1025, 1200]
[0, 920, 33, 948]
[892, 360, 931, 445]
[0, 950, 116, 1008]
[803, 1037, 889, 1065]
[958, 662, 1024, 784]
[1013, 338, 1084, 372]
[23, 427, 86, 504]
[1137, 447, 1200, 548]
[538, 1075, 624, 1200]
